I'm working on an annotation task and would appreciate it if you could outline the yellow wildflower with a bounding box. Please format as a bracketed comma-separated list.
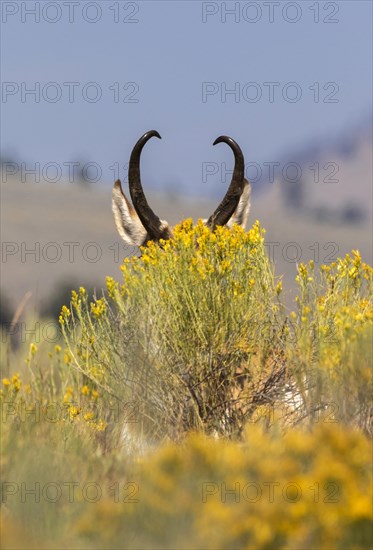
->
[94, 420, 108, 431]
[106, 276, 118, 298]
[299, 263, 308, 279]
[12, 373, 21, 392]
[71, 290, 80, 310]
[29, 343, 37, 356]
[90, 298, 106, 319]
[68, 405, 80, 419]
[59, 305, 71, 325]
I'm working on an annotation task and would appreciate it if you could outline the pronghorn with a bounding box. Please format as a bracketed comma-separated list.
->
[112, 131, 251, 245]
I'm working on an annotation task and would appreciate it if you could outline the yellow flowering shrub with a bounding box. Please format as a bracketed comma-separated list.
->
[288, 251, 373, 432]
[2, 372, 21, 393]
[1, 346, 113, 440]
[76, 423, 372, 549]
[61, 220, 285, 440]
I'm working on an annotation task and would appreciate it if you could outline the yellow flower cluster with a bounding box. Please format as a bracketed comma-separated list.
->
[106, 276, 119, 299]
[2, 373, 21, 392]
[118, 219, 268, 297]
[61, 383, 105, 430]
[81, 385, 99, 399]
[59, 304, 71, 325]
[90, 298, 106, 319]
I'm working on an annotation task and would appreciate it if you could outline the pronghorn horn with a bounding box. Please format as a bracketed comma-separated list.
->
[128, 130, 166, 240]
[207, 136, 246, 230]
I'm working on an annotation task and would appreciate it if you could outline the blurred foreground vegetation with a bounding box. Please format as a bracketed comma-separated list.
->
[1, 220, 372, 549]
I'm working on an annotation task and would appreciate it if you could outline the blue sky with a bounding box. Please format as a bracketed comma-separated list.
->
[1, 0, 372, 195]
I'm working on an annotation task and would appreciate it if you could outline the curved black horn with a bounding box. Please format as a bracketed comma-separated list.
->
[206, 136, 245, 230]
[128, 130, 166, 240]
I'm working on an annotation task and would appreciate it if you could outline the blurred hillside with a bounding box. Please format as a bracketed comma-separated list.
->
[1, 130, 372, 318]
